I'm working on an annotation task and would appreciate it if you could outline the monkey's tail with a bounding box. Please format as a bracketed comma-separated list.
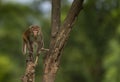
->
[22, 40, 27, 55]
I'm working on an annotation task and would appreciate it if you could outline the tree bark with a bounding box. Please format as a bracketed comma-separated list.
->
[42, 0, 84, 82]
[21, 54, 36, 82]
[50, 0, 61, 48]
[21, 48, 49, 82]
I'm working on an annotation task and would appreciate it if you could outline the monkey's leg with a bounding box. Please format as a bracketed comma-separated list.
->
[34, 53, 40, 66]
[35, 43, 42, 65]
[35, 46, 41, 65]
[37, 42, 43, 54]
[28, 42, 34, 62]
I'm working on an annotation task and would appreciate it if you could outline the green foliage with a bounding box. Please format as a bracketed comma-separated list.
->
[0, 54, 15, 82]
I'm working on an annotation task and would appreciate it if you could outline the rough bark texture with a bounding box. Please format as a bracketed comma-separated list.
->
[50, 0, 61, 48]
[42, 0, 84, 82]
[21, 48, 49, 82]
[21, 54, 36, 82]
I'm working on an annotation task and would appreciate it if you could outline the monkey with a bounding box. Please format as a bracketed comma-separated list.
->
[22, 25, 44, 64]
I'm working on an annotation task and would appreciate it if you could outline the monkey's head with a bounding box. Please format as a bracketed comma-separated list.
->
[30, 25, 41, 37]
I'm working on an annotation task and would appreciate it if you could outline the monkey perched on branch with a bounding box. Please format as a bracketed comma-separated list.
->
[22, 25, 49, 65]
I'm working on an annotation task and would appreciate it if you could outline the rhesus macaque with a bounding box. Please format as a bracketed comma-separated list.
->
[22, 25, 44, 64]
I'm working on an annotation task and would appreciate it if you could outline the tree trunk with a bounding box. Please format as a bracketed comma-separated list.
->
[42, 0, 84, 82]
[42, 0, 61, 82]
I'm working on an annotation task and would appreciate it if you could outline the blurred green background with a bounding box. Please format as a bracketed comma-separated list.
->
[0, 0, 120, 82]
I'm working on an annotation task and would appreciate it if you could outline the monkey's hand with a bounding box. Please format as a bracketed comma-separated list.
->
[41, 48, 49, 52]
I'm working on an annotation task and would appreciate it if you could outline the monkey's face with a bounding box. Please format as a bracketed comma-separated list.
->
[33, 30, 38, 36]
[30, 26, 40, 37]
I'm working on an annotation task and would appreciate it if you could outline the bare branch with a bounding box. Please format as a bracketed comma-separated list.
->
[50, 0, 61, 50]
[51, 0, 61, 38]
[61, 0, 84, 29]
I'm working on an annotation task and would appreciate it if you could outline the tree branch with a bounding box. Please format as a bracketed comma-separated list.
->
[51, 0, 61, 37]
[55, 0, 84, 60]
[61, 0, 83, 30]
[42, 0, 84, 82]
[50, 0, 61, 49]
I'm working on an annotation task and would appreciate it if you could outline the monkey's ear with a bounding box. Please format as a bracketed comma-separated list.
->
[29, 25, 33, 33]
